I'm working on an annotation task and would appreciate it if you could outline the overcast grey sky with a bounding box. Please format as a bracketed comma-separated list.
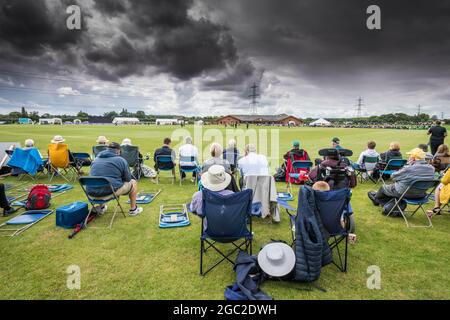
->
[0, 0, 449, 118]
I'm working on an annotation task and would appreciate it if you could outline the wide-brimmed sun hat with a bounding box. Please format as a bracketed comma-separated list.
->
[258, 242, 296, 277]
[406, 148, 426, 160]
[121, 138, 132, 146]
[51, 135, 65, 143]
[201, 165, 231, 192]
[96, 136, 109, 144]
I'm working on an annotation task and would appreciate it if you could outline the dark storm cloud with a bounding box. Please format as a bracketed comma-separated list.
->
[88, 0, 240, 80]
[204, 0, 450, 84]
[0, 0, 84, 55]
[0, 0, 245, 82]
[93, 0, 127, 17]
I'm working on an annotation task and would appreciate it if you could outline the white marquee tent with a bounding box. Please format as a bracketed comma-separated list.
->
[112, 117, 140, 125]
[309, 118, 332, 127]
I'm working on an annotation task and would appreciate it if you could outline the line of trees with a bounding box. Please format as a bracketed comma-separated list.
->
[0, 108, 446, 125]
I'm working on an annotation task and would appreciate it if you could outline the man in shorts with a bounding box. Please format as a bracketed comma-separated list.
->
[88, 142, 143, 216]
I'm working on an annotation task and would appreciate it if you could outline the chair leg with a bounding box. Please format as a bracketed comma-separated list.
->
[344, 235, 348, 272]
[200, 239, 204, 275]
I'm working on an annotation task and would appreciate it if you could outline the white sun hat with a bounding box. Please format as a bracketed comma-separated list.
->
[257, 242, 296, 277]
[51, 135, 65, 143]
[121, 138, 132, 146]
[96, 136, 109, 144]
[201, 165, 231, 192]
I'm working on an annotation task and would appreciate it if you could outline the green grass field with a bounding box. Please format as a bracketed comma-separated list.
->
[0, 124, 449, 300]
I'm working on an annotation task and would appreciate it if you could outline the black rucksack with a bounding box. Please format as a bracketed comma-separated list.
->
[382, 199, 407, 217]
[273, 164, 286, 182]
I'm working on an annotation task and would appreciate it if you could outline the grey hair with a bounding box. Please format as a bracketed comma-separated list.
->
[210, 142, 223, 157]
[246, 144, 257, 153]
[228, 139, 236, 148]
[186, 136, 193, 144]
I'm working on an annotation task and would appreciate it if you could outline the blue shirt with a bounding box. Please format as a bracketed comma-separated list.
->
[88, 149, 131, 196]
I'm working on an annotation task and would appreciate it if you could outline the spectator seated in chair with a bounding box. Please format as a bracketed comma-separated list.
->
[0, 183, 18, 216]
[179, 136, 199, 182]
[88, 142, 143, 216]
[48, 135, 83, 175]
[238, 143, 269, 177]
[189, 165, 234, 218]
[223, 139, 240, 174]
[154, 137, 176, 171]
[368, 148, 435, 206]
[202, 142, 231, 174]
[284, 140, 311, 184]
[431, 144, 450, 172]
[372, 141, 402, 180]
[427, 168, 450, 217]
[309, 148, 356, 190]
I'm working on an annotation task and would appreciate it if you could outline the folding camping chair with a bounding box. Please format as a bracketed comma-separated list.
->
[287, 160, 313, 192]
[127, 190, 161, 204]
[223, 151, 240, 175]
[159, 204, 190, 228]
[378, 159, 407, 185]
[315, 188, 353, 272]
[200, 189, 253, 275]
[179, 156, 200, 185]
[155, 155, 176, 184]
[6, 147, 45, 181]
[92, 145, 108, 158]
[386, 179, 440, 228]
[281, 187, 353, 272]
[121, 145, 143, 180]
[72, 153, 92, 172]
[0, 210, 53, 237]
[47, 143, 79, 182]
[355, 156, 379, 183]
[78, 177, 127, 230]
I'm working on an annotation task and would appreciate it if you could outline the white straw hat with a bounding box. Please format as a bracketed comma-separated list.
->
[121, 138, 132, 146]
[96, 136, 109, 144]
[201, 165, 231, 192]
[258, 242, 296, 277]
[51, 135, 65, 143]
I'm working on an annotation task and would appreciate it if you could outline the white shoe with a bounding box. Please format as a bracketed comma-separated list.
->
[95, 205, 107, 215]
[129, 206, 143, 216]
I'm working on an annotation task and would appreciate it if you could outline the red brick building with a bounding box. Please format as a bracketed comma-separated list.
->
[216, 114, 303, 126]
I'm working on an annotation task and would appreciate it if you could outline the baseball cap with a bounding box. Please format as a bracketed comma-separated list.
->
[292, 140, 300, 147]
[107, 142, 121, 150]
[332, 137, 340, 143]
[406, 148, 426, 160]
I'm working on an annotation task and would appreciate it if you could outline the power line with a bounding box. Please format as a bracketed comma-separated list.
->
[0, 85, 157, 101]
[0, 69, 167, 90]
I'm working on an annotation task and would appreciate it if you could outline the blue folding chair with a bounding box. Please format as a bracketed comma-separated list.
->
[200, 189, 253, 275]
[379, 159, 407, 185]
[78, 177, 126, 230]
[92, 145, 108, 158]
[287, 160, 313, 192]
[315, 188, 352, 272]
[155, 155, 176, 184]
[72, 152, 92, 170]
[0, 210, 53, 237]
[6, 147, 44, 181]
[179, 156, 200, 186]
[354, 155, 379, 183]
[386, 179, 440, 228]
[280, 187, 353, 272]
